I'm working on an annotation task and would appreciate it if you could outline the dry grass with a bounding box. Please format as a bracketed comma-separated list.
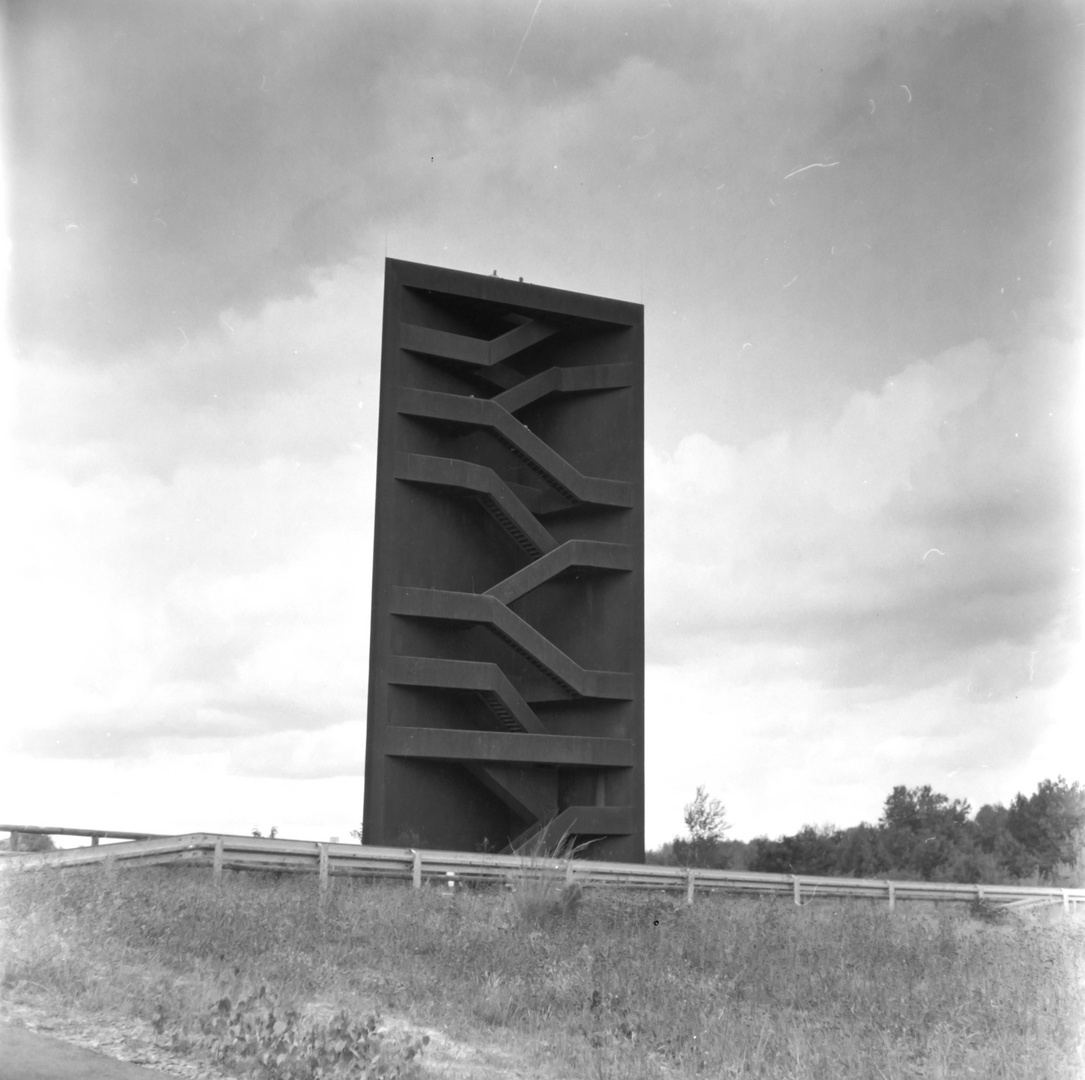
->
[506, 826, 589, 928]
[2, 863, 1083, 1079]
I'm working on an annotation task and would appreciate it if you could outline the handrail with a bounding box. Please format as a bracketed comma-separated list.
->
[2, 831, 1082, 913]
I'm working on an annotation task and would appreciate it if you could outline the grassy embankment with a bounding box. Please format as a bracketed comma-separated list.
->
[1, 861, 1083, 1079]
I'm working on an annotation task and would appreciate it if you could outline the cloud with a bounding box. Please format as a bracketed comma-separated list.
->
[16, 693, 361, 763]
[645, 329, 1080, 702]
[8, 1, 711, 353]
[0, 750, 366, 839]
[8, 1, 447, 352]
[8, 427, 375, 764]
[15, 260, 384, 480]
[228, 722, 365, 780]
[645, 645, 1074, 842]
[11, 0, 1079, 457]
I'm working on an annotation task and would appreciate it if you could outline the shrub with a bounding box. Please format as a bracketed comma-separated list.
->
[189, 985, 427, 1079]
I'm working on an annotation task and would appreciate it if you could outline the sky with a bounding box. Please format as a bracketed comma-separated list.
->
[2, 0, 1082, 850]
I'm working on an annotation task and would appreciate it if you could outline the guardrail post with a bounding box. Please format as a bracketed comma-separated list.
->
[318, 843, 329, 896]
[686, 869, 695, 906]
[887, 881, 895, 912]
[213, 838, 224, 884]
[566, 860, 574, 887]
[411, 849, 422, 889]
[792, 876, 801, 905]
[1063, 889, 1070, 915]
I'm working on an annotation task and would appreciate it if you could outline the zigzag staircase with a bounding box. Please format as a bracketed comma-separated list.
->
[367, 264, 642, 860]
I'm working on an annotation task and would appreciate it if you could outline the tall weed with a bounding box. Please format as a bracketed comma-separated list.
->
[506, 826, 589, 928]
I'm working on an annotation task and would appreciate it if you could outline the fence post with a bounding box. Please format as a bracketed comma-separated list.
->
[318, 843, 329, 896]
[887, 880, 895, 912]
[411, 849, 422, 890]
[213, 838, 224, 884]
[792, 876, 801, 906]
[686, 869, 696, 906]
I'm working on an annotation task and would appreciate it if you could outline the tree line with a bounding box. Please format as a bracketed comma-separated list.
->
[648, 777, 1085, 887]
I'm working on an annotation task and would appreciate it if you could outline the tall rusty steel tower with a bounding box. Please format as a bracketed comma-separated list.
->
[363, 260, 644, 862]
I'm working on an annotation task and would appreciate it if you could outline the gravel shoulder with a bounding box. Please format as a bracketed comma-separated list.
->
[0, 999, 227, 1079]
[0, 1022, 177, 1080]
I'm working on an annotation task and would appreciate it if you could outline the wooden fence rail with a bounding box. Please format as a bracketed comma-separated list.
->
[2, 830, 1082, 914]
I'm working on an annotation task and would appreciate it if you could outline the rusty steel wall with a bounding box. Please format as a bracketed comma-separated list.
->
[363, 260, 644, 861]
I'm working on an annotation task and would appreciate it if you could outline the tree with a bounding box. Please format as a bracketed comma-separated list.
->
[747, 824, 846, 876]
[971, 802, 1037, 881]
[974, 803, 1008, 854]
[878, 785, 971, 880]
[673, 786, 730, 868]
[1007, 777, 1085, 880]
[833, 823, 888, 878]
[880, 784, 971, 834]
[685, 785, 728, 841]
[645, 840, 678, 866]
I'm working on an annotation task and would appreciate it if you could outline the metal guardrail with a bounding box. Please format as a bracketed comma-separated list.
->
[2, 831, 1082, 913]
[0, 824, 169, 846]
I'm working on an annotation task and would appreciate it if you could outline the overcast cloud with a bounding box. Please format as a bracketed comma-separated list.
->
[2, 0, 1081, 845]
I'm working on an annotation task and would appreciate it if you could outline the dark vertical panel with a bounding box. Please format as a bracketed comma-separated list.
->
[363, 260, 644, 861]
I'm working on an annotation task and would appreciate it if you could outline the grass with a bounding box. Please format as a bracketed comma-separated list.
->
[1, 862, 1083, 1079]
[506, 825, 589, 928]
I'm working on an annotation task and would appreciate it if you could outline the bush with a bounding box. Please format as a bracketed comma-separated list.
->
[190, 986, 427, 1079]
